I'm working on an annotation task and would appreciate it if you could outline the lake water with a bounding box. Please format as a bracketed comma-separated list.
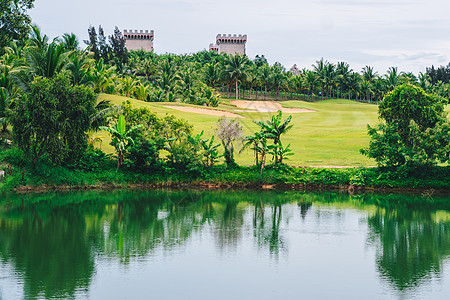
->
[1, 189, 450, 299]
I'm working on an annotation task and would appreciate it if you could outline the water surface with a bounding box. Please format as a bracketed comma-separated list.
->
[1, 190, 450, 299]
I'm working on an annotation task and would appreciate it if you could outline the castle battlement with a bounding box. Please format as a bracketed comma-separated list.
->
[216, 34, 247, 44]
[124, 29, 154, 41]
[123, 29, 154, 51]
[209, 43, 219, 52]
[209, 33, 247, 55]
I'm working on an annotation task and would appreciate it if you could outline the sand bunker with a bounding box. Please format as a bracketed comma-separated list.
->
[229, 100, 315, 113]
[164, 106, 244, 118]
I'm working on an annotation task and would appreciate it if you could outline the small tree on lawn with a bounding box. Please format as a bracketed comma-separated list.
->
[215, 117, 243, 168]
[254, 110, 293, 164]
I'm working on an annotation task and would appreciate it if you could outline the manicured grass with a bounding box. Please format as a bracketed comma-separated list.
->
[97, 94, 447, 166]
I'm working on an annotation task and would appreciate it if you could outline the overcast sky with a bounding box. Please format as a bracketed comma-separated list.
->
[30, 0, 450, 74]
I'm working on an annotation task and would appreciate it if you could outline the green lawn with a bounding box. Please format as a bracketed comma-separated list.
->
[97, 94, 448, 167]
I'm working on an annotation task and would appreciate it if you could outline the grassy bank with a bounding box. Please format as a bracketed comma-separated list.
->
[1, 161, 448, 194]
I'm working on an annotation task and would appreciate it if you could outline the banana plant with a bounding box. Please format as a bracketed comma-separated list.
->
[200, 135, 222, 166]
[253, 110, 293, 164]
[100, 115, 142, 168]
[268, 142, 294, 165]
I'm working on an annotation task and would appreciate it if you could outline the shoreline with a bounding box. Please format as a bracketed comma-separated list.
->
[10, 180, 450, 196]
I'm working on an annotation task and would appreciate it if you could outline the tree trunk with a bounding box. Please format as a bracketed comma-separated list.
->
[235, 80, 239, 99]
[117, 150, 124, 169]
[260, 152, 266, 175]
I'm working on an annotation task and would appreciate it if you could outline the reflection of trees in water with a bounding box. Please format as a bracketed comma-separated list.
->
[252, 198, 287, 258]
[298, 199, 312, 220]
[212, 201, 244, 252]
[0, 207, 94, 299]
[367, 208, 450, 292]
[2, 190, 450, 298]
[90, 194, 213, 263]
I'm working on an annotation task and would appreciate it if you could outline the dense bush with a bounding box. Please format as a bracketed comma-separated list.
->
[362, 84, 450, 168]
[10, 74, 96, 165]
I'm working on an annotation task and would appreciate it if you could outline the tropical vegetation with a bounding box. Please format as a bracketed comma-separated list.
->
[0, 12, 449, 192]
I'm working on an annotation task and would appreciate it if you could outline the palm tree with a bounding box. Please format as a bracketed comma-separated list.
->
[336, 62, 352, 99]
[260, 65, 271, 100]
[67, 51, 93, 86]
[246, 66, 260, 100]
[137, 58, 157, 82]
[418, 72, 432, 92]
[400, 72, 418, 85]
[347, 72, 361, 101]
[204, 62, 220, 89]
[61, 33, 79, 51]
[224, 54, 249, 99]
[312, 58, 328, 100]
[22, 26, 69, 80]
[135, 83, 152, 101]
[289, 75, 303, 99]
[323, 62, 336, 99]
[91, 58, 116, 93]
[372, 77, 386, 103]
[0, 65, 19, 132]
[271, 64, 287, 100]
[119, 76, 139, 97]
[385, 67, 400, 91]
[304, 70, 317, 100]
[100, 115, 142, 168]
[359, 79, 372, 103]
[361, 66, 378, 83]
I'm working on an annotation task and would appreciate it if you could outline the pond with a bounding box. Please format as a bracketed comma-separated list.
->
[1, 189, 450, 299]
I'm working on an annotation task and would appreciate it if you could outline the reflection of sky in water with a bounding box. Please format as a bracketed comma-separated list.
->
[1, 191, 450, 299]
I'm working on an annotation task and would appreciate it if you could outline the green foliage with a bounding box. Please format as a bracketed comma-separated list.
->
[200, 135, 222, 166]
[66, 146, 111, 172]
[125, 136, 162, 171]
[100, 115, 143, 168]
[362, 84, 450, 168]
[379, 83, 445, 141]
[0, 0, 34, 54]
[119, 101, 198, 172]
[254, 110, 293, 164]
[0, 64, 20, 132]
[10, 73, 96, 165]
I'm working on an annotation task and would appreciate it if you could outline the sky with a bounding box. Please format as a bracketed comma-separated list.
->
[29, 0, 450, 75]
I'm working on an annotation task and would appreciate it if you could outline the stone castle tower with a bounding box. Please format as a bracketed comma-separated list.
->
[209, 34, 247, 55]
[123, 29, 154, 51]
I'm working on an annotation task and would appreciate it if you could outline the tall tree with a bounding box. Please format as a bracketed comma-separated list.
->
[312, 58, 327, 100]
[362, 83, 450, 167]
[336, 62, 352, 99]
[224, 54, 249, 99]
[85, 26, 100, 61]
[10, 73, 97, 165]
[0, 0, 35, 55]
[109, 26, 128, 65]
